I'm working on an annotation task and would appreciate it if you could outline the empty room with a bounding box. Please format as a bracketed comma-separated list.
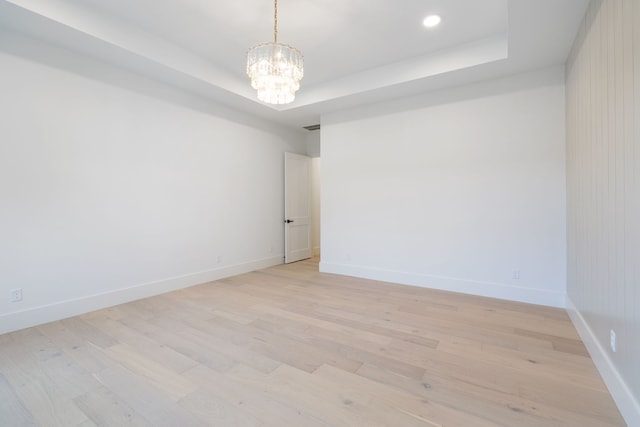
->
[1, 0, 638, 426]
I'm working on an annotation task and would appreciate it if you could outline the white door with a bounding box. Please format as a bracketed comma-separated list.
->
[284, 152, 312, 263]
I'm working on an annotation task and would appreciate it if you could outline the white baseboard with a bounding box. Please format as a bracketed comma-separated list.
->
[319, 262, 566, 308]
[566, 298, 640, 427]
[0, 256, 284, 335]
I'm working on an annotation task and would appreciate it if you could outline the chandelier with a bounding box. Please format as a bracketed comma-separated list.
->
[246, 0, 303, 105]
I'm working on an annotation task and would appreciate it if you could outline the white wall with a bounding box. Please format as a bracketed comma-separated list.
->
[305, 130, 321, 256]
[0, 30, 306, 334]
[306, 130, 321, 158]
[310, 158, 321, 256]
[320, 67, 567, 307]
[566, 0, 640, 425]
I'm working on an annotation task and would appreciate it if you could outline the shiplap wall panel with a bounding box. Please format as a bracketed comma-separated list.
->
[566, 0, 639, 424]
[626, 0, 640, 397]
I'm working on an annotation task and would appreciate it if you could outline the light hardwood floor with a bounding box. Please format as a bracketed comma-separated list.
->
[0, 258, 626, 426]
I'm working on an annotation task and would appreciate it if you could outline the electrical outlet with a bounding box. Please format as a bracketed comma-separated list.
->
[512, 270, 520, 280]
[10, 288, 23, 303]
[216, 255, 222, 264]
[610, 329, 617, 353]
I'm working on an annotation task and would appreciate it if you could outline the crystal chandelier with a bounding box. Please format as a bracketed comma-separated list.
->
[246, 0, 303, 105]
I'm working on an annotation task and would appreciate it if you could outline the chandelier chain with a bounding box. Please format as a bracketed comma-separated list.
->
[274, 0, 278, 44]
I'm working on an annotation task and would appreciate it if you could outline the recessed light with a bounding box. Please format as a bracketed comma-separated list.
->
[423, 14, 441, 28]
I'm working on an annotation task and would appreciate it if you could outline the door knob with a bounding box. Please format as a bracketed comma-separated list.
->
[285, 219, 294, 223]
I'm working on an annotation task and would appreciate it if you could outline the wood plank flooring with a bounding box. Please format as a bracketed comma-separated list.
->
[0, 258, 626, 426]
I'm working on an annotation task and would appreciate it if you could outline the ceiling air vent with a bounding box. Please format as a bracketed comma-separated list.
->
[303, 124, 320, 131]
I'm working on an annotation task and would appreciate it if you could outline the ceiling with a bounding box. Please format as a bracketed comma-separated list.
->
[0, 0, 589, 131]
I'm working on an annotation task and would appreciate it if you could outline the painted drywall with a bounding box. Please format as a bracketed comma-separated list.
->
[565, 0, 640, 424]
[320, 67, 567, 308]
[306, 130, 321, 158]
[305, 131, 321, 256]
[310, 158, 321, 256]
[0, 30, 306, 334]
[306, 130, 321, 256]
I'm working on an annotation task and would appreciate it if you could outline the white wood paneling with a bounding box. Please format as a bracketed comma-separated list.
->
[566, 0, 640, 424]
